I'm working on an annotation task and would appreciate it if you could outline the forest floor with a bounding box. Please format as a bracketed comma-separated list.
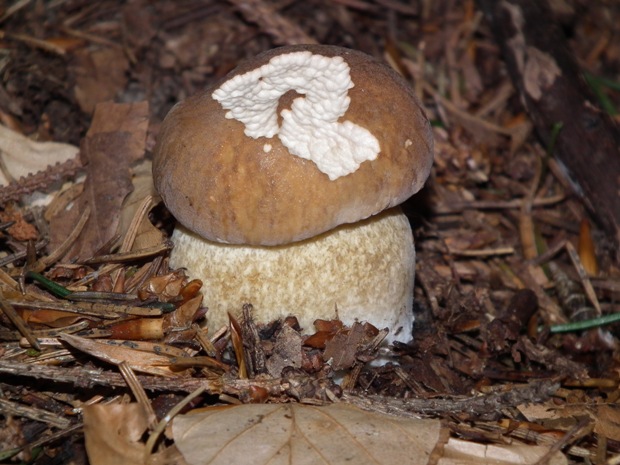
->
[0, 1, 619, 464]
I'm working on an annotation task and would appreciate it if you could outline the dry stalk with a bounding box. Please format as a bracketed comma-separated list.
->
[118, 361, 158, 430]
[421, 81, 513, 136]
[0, 290, 40, 350]
[433, 193, 565, 214]
[0, 359, 277, 394]
[519, 149, 543, 260]
[0, 157, 83, 206]
[82, 240, 173, 265]
[532, 417, 593, 465]
[6, 299, 162, 318]
[0, 397, 71, 428]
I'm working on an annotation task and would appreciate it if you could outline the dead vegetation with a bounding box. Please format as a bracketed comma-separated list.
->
[0, 0, 619, 464]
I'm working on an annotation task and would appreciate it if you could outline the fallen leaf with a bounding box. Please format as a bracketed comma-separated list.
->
[122, 2, 157, 51]
[138, 270, 186, 302]
[83, 402, 149, 465]
[439, 437, 566, 465]
[304, 320, 344, 349]
[517, 402, 563, 423]
[72, 47, 130, 114]
[49, 101, 149, 261]
[173, 403, 443, 465]
[165, 295, 203, 329]
[594, 404, 620, 442]
[117, 159, 164, 252]
[0, 124, 78, 186]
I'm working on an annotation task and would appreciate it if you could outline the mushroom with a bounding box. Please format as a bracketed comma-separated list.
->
[153, 45, 433, 343]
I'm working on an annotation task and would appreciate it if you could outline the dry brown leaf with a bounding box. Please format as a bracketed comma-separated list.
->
[49, 101, 149, 261]
[60, 333, 181, 377]
[83, 402, 149, 465]
[0, 124, 78, 187]
[593, 404, 620, 442]
[165, 295, 203, 329]
[172, 403, 443, 465]
[72, 47, 130, 114]
[117, 159, 164, 252]
[439, 437, 567, 465]
[138, 270, 186, 302]
[122, 2, 157, 51]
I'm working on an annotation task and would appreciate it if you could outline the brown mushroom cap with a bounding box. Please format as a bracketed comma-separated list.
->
[153, 44, 433, 246]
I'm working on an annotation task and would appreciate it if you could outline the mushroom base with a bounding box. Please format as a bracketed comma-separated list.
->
[170, 207, 416, 343]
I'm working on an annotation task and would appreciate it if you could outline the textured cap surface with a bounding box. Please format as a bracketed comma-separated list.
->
[153, 44, 433, 245]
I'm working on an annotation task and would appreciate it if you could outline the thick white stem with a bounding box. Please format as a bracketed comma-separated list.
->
[170, 207, 416, 343]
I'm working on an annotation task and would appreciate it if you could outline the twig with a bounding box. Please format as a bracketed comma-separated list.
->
[533, 416, 592, 465]
[0, 423, 82, 462]
[422, 81, 513, 136]
[528, 238, 602, 318]
[60, 25, 122, 49]
[143, 386, 206, 463]
[81, 241, 173, 265]
[0, 397, 71, 428]
[448, 246, 515, 257]
[193, 323, 217, 357]
[565, 241, 602, 316]
[0, 359, 279, 394]
[342, 380, 560, 418]
[2, 31, 68, 55]
[0, 239, 47, 268]
[519, 149, 543, 260]
[0, 0, 31, 25]
[481, 421, 594, 461]
[118, 361, 158, 430]
[0, 290, 40, 350]
[433, 194, 565, 214]
[7, 299, 162, 318]
[0, 157, 83, 205]
[0, 321, 89, 341]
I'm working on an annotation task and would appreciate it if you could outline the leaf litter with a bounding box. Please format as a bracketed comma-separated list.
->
[0, 1, 619, 465]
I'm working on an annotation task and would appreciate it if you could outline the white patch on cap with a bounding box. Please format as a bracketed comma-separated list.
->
[263, 143, 272, 153]
[212, 51, 380, 180]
